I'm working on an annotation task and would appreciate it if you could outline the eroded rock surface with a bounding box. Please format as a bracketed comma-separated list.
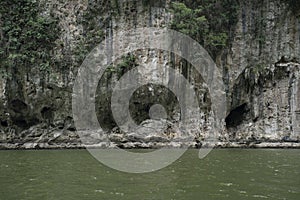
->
[0, 0, 300, 149]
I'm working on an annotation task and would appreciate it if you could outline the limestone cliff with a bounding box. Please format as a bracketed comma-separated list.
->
[0, 0, 299, 148]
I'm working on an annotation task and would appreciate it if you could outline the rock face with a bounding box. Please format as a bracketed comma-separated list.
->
[226, 62, 300, 143]
[224, 0, 300, 144]
[0, 0, 300, 149]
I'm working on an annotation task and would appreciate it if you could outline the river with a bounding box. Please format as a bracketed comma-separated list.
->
[0, 149, 299, 199]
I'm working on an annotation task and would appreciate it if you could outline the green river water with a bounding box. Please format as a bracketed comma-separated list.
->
[0, 149, 299, 200]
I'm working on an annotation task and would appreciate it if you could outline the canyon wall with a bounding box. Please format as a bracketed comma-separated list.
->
[0, 0, 299, 148]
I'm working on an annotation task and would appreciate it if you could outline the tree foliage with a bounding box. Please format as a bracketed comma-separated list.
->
[0, 0, 60, 77]
[171, 2, 207, 38]
[107, 53, 137, 78]
[170, 0, 239, 58]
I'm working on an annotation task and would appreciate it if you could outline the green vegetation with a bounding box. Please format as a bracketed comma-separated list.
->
[252, 64, 267, 75]
[0, 0, 60, 77]
[76, 1, 138, 75]
[107, 53, 137, 78]
[253, 15, 267, 49]
[75, 1, 107, 65]
[170, 0, 239, 58]
[170, 2, 207, 39]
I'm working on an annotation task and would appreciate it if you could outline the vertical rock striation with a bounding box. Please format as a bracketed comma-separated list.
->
[0, 0, 299, 148]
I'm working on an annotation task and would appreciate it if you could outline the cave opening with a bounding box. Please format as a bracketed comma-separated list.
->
[10, 99, 28, 113]
[95, 83, 180, 131]
[128, 84, 180, 125]
[225, 103, 249, 129]
[14, 119, 28, 128]
[41, 106, 54, 122]
[1, 120, 8, 127]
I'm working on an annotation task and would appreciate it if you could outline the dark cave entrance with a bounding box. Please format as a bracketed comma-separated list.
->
[225, 103, 250, 129]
